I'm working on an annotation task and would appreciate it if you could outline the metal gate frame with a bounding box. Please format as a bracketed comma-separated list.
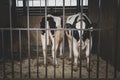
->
[0, 0, 120, 79]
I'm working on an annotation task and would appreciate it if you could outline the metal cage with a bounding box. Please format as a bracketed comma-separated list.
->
[0, 0, 120, 79]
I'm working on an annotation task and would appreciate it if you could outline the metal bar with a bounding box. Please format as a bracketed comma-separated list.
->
[71, 30, 74, 79]
[88, 30, 92, 79]
[26, 0, 31, 79]
[105, 59, 108, 79]
[53, 24, 57, 79]
[39, 0, 41, 14]
[55, 0, 56, 12]
[77, 0, 80, 12]
[96, 0, 101, 79]
[62, 0, 65, 79]
[45, 0, 48, 79]
[69, 0, 72, 13]
[0, 27, 113, 31]
[79, 0, 84, 78]
[1, 30, 6, 79]
[36, 30, 39, 79]
[19, 30, 22, 80]
[32, 0, 33, 6]
[96, 30, 100, 79]
[23, 0, 27, 15]
[54, 30, 56, 79]
[87, 1, 92, 79]
[38, 0, 41, 78]
[9, 0, 14, 79]
[69, 0, 73, 78]
[114, 0, 120, 79]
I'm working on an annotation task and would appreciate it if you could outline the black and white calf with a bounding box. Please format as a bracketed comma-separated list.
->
[65, 13, 93, 71]
[40, 14, 63, 66]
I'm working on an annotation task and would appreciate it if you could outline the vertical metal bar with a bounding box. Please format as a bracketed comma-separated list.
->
[71, 30, 74, 79]
[88, 15, 91, 79]
[32, 0, 33, 6]
[1, 30, 5, 79]
[55, 0, 56, 6]
[69, 0, 73, 78]
[23, 0, 27, 15]
[70, 0, 71, 6]
[9, 0, 14, 79]
[40, 0, 41, 6]
[77, 0, 80, 12]
[55, 0, 56, 12]
[36, 30, 39, 79]
[96, 0, 101, 79]
[16, 0, 18, 6]
[54, 30, 56, 79]
[26, 0, 31, 79]
[19, 30, 22, 80]
[69, 0, 71, 14]
[79, 0, 83, 79]
[105, 59, 108, 79]
[39, 0, 41, 14]
[62, 0, 65, 79]
[87, 1, 91, 79]
[45, 0, 48, 79]
[53, 1, 56, 78]
[114, 0, 120, 78]
[39, 0, 41, 78]
[88, 29, 92, 80]
[96, 30, 100, 79]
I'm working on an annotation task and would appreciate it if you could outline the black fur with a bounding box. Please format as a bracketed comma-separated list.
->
[82, 15, 91, 41]
[40, 16, 56, 35]
[65, 14, 92, 42]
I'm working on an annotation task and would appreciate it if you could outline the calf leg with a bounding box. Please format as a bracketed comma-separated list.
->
[41, 34, 46, 65]
[59, 41, 63, 58]
[68, 39, 72, 60]
[73, 39, 79, 71]
[85, 39, 91, 71]
[51, 36, 58, 65]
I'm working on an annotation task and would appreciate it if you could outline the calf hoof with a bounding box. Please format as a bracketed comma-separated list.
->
[73, 66, 78, 72]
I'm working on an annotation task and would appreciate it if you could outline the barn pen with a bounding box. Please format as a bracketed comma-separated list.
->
[0, 0, 120, 79]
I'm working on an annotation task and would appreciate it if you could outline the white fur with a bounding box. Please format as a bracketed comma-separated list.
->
[66, 13, 92, 69]
[41, 14, 63, 65]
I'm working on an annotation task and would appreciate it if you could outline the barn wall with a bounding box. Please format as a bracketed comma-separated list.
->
[0, 1, 10, 54]
[116, 1, 120, 71]
[0, 1, 10, 28]
[89, 0, 120, 70]
[17, 15, 42, 46]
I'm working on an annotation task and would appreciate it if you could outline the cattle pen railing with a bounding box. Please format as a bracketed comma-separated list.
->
[0, 27, 120, 79]
[0, 0, 120, 79]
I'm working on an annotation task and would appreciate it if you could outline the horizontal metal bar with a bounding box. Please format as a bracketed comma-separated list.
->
[0, 28, 114, 31]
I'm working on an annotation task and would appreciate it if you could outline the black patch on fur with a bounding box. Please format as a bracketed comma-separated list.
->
[65, 23, 79, 41]
[65, 14, 92, 42]
[40, 16, 56, 35]
[82, 15, 91, 41]
[73, 15, 80, 41]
